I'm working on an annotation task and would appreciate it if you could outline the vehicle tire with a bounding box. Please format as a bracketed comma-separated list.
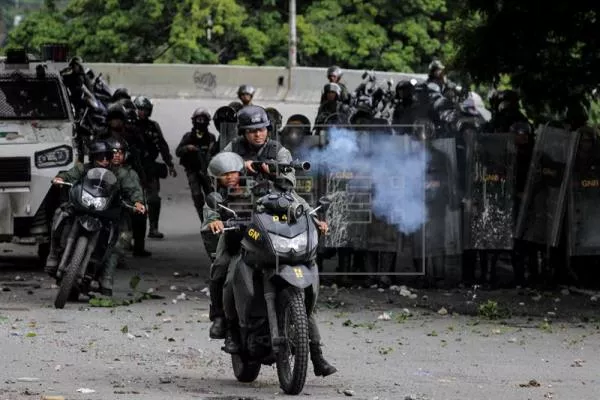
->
[276, 287, 309, 395]
[54, 236, 87, 309]
[231, 354, 261, 383]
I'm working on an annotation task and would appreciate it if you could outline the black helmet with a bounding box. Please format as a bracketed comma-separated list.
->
[88, 140, 113, 161]
[237, 84, 256, 97]
[116, 98, 138, 122]
[327, 65, 343, 79]
[228, 101, 244, 113]
[133, 95, 153, 117]
[237, 105, 270, 131]
[112, 87, 131, 101]
[192, 108, 211, 127]
[106, 136, 128, 151]
[106, 103, 127, 121]
[192, 107, 211, 120]
[323, 83, 341, 97]
[395, 80, 415, 97]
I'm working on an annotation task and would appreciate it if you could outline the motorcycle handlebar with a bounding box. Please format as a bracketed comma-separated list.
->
[201, 218, 251, 234]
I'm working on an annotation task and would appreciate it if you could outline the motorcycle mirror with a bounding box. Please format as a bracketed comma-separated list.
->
[206, 192, 224, 209]
[410, 78, 418, 86]
[388, 78, 394, 88]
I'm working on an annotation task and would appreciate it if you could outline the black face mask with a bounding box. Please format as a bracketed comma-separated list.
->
[193, 122, 209, 132]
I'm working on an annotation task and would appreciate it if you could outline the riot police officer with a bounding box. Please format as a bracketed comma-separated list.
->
[323, 65, 350, 104]
[427, 60, 447, 92]
[100, 103, 151, 257]
[315, 83, 351, 128]
[237, 85, 255, 106]
[175, 108, 218, 222]
[223, 105, 295, 185]
[134, 95, 177, 239]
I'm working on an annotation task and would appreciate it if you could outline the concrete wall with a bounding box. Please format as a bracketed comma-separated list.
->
[83, 63, 426, 103]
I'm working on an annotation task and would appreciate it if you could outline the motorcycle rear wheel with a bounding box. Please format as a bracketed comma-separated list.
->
[231, 354, 261, 383]
[54, 236, 87, 309]
[276, 287, 309, 395]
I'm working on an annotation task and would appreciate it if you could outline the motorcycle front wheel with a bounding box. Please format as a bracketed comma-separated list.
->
[54, 236, 88, 309]
[276, 287, 309, 395]
[231, 354, 261, 383]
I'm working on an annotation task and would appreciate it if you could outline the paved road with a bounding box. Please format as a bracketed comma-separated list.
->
[1, 99, 599, 400]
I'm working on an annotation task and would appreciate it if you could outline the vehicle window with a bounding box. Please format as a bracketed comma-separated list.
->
[0, 75, 69, 120]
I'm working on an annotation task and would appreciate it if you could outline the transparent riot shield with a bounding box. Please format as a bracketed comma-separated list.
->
[213, 105, 238, 150]
[567, 131, 600, 256]
[463, 131, 516, 250]
[308, 123, 429, 279]
[412, 137, 462, 261]
[515, 125, 578, 247]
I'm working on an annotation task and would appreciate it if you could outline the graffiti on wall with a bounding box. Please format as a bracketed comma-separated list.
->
[193, 70, 217, 96]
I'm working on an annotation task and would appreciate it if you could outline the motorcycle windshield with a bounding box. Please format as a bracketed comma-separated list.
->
[83, 168, 118, 197]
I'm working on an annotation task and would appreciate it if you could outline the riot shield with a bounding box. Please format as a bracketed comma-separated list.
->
[567, 131, 600, 256]
[213, 106, 238, 150]
[276, 117, 319, 204]
[515, 125, 578, 247]
[313, 123, 427, 277]
[463, 131, 516, 250]
[412, 137, 462, 259]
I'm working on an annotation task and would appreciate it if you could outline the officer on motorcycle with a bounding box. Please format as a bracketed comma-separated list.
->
[323, 65, 350, 104]
[204, 151, 337, 377]
[175, 108, 218, 222]
[237, 85, 256, 107]
[427, 60, 447, 92]
[133, 95, 177, 239]
[44, 140, 145, 295]
[99, 103, 152, 257]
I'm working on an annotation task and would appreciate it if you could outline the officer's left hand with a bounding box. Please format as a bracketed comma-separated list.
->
[168, 165, 177, 178]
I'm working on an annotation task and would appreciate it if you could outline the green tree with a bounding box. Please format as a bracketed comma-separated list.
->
[451, 0, 600, 121]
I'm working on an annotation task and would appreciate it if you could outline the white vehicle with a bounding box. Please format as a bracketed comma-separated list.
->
[0, 49, 75, 263]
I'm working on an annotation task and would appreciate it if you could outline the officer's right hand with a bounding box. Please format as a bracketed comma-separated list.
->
[208, 220, 225, 234]
[52, 177, 64, 185]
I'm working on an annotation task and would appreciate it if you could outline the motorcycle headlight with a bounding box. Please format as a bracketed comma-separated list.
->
[81, 190, 109, 210]
[34, 145, 73, 169]
[269, 232, 307, 253]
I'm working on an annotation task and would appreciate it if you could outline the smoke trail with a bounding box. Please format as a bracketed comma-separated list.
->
[305, 127, 429, 234]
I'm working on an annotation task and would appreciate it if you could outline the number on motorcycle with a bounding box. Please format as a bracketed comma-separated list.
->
[293, 267, 303, 278]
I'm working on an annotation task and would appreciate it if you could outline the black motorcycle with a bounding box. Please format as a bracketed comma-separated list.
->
[204, 165, 330, 395]
[52, 168, 133, 309]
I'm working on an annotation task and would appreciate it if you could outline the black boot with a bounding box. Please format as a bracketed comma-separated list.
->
[223, 325, 241, 354]
[44, 242, 60, 277]
[148, 202, 164, 239]
[209, 281, 226, 339]
[310, 343, 337, 377]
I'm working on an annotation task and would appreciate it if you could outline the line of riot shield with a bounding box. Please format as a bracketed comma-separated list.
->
[213, 105, 238, 150]
[515, 125, 578, 247]
[566, 128, 600, 256]
[463, 131, 517, 250]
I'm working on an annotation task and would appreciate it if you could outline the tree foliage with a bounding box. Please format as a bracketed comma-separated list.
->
[4, 0, 456, 72]
[451, 0, 600, 120]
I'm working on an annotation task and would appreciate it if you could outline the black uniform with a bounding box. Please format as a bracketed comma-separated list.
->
[175, 128, 218, 221]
